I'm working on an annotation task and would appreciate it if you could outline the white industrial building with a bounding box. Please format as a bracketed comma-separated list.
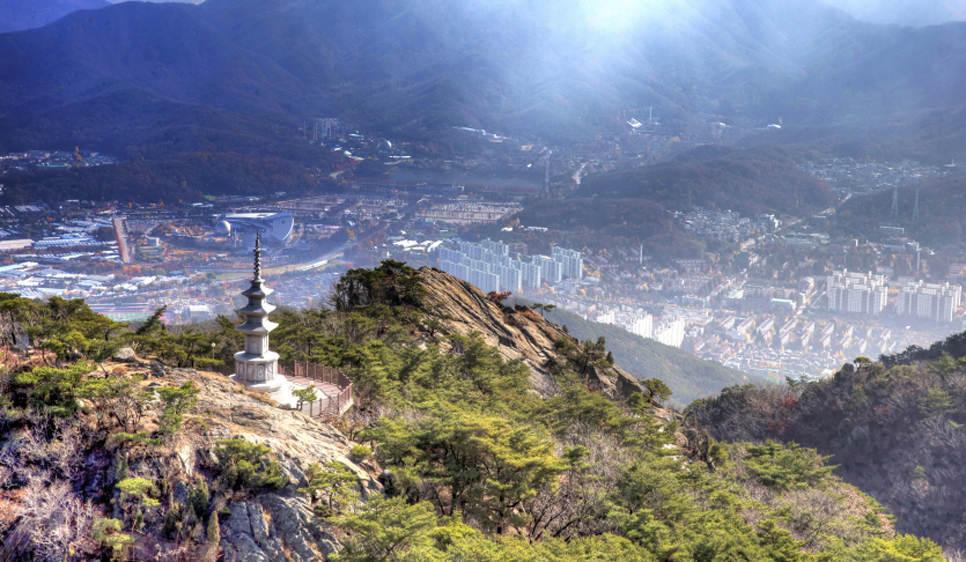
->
[215, 212, 295, 248]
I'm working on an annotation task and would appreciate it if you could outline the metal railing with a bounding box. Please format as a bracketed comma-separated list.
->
[292, 361, 354, 418]
[210, 360, 354, 418]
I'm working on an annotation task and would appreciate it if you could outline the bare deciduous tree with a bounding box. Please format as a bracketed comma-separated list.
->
[8, 415, 84, 481]
[12, 476, 101, 561]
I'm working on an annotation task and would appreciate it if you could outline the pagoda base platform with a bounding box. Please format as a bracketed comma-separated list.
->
[230, 373, 292, 404]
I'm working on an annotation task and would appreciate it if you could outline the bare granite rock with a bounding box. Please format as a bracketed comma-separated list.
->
[417, 267, 643, 400]
[221, 495, 338, 562]
[111, 364, 376, 561]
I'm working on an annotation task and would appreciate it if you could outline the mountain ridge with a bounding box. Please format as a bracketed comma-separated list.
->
[686, 334, 966, 552]
[0, 0, 109, 34]
[4, 0, 966, 156]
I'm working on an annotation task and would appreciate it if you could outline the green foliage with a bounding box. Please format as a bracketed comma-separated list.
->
[117, 477, 160, 531]
[331, 496, 661, 561]
[918, 387, 953, 417]
[349, 444, 372, 462]
[213, 437, 288, 492]
[77, 373, 153, 433]
[642, 378, 672, 403]
[93, 518, 134, 562]
[373, 407, 565, 533]
[12, 361, 95, 416]
[128, 308, 232, 369]
[552, 335, 611, 377]
[530, 303, 556, 317]
[116, 477, 153, 497]
[744, 441, 836, 490]
[292, 384, 319, 410]
[331, 260, 426, 314]
[188, 476, 211, 519]
[162, 502, 186, 540]
[109, 431, 161, 448]
[207, 511, 221, 546]
[299, 461, 360, 517]
[607, 453, 796, 561]
[856, 534, 945, 562]
[911, 466, 926, 482]
[756, 519, 809, 562]
[329, 498, 440, 562]
[19, 297, 127, 367]
[157, 381, 200, 435]
[540, 385, 637, 437]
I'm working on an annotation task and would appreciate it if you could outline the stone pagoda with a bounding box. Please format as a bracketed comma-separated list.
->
[230, 233, 288, 399]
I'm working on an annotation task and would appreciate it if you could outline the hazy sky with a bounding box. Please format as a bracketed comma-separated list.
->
[108, 0, 203, 3]
[823, 0, 966, 26]
[104, 0, 966, 27]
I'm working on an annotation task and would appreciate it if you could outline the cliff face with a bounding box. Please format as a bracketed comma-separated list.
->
[417, 267, 643, 401]
[165, 367, 379, 561]
[0, 357, 379, 562]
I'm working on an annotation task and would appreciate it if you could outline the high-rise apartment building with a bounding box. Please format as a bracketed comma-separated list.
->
[897, 280, 961, 322]
[654, 319, 686, 348]
[552, 246, 584, 280]
[438, 239, 581, 293]
[826, 270, 888, 315]
[533, 255, 563, 284]
[626, 315, 654, 339]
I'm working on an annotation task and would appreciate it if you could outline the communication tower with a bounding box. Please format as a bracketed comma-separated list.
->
[544, 150, 553, 194]
[890, 187, 898, 221]
[912, 187, 920, 226]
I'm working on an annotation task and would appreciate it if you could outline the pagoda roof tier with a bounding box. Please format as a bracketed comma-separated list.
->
[237, 302, 277, 316]
[236, 318, 279, 334]
[242, 284, 274, 299]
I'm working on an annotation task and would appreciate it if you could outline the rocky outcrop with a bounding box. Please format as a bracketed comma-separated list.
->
[158, 366, 380, 561]
[417, 267, 642, 400]
[2, 358, 379, 561]
[222, 496, 338, 562]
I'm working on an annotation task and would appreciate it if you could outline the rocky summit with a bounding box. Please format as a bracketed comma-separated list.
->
[417, 266, 643, 400]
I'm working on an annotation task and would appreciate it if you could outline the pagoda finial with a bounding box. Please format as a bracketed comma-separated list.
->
[254, 232, 262, 280]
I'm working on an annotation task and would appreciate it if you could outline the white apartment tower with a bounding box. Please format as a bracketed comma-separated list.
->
[897, 280, 962, 322]
[826, 270, 888, 315]
[439, 240, 582, 294]
[552, 246, 584, 280]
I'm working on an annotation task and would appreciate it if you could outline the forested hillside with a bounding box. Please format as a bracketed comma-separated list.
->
[0, 262, 948, 560]
[541, 305, 758, 408]
[578, 146, 836, 216]
[835, 172, 966, 248]
[687, 332, 966, 553]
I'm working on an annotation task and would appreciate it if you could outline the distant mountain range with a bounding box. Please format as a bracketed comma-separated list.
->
[0, 0, 966, 212]
[3, 0, 966, 197]
[0, 0, 108, 34]
[824, 0, 966, 26]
